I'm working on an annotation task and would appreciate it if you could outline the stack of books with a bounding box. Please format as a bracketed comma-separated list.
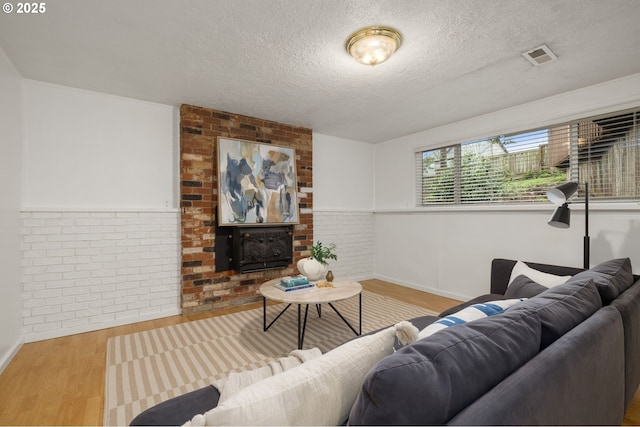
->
[274, 275, 314, 292]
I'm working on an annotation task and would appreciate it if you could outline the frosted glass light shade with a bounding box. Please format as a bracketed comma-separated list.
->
[346, 26, 402, 66]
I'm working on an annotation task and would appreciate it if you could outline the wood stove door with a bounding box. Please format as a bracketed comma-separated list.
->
[242, 232, 267, 264]
[233, 226, 293, 273]
[264, 229, 292, 262]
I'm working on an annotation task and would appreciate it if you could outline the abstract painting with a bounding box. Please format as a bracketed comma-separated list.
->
[217, 137, 299, 226]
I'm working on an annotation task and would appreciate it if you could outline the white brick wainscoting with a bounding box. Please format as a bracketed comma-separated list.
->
[313, 210, 374, 281]
[21, 210, 181, 342]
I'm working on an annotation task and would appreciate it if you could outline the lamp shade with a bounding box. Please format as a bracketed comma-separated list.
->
[547, 181, 579, 205]
[545, 181, 589, 269]
[548, 203, 571, 228]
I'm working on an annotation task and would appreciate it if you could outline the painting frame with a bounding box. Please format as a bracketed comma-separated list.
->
[217, 137, 299, 226]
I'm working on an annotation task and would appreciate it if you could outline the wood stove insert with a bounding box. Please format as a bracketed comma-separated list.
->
[231, 226, 293, 273]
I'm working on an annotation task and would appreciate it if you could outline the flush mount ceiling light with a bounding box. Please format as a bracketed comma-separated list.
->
[346, 25, 402, 66]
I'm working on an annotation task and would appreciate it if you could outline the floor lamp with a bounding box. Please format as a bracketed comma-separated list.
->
[546, 181, 590, 269]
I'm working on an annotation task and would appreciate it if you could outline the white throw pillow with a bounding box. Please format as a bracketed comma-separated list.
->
[508, 261, 571, 288]
[418, 299, 525, 340]
[190, 326, 398, 426]
[214, 347, 322, 403]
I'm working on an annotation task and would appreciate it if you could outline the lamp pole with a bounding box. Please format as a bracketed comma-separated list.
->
[547, 181, 590, 269]
[583, 182, 589, 269]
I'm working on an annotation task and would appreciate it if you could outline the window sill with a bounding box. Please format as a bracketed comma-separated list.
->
[375, 201, 640, 214]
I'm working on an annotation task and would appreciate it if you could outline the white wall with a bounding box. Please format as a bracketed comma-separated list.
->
[313, 133, 374, 211]
[14, 71, 640, 340]
[374, 73, 640, 300]
[312, 133, 375, 280]
[20, 82, 181, 341]
[23, 80, 177, 209]
[0, 47, 24, 371]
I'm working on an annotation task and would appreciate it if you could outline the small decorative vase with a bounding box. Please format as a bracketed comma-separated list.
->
[297, 257, 327, 281]
[326, 270, 334, 282]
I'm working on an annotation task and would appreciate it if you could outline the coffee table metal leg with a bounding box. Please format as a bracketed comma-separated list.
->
[328, 299, 362, 337]
[264, 300, 292, 332]
[359, 292, 362, 335]
[298, 304, 310, 349]
[316, 304, 321, 318]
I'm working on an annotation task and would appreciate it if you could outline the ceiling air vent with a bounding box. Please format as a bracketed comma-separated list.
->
[522, 44, 558, 66]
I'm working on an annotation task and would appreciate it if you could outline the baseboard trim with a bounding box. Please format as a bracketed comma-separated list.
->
[24, 307, 181, 343]
[347, 274, 376, 282]
[373, 274, 469, 302]
[0, 336, 24, 375]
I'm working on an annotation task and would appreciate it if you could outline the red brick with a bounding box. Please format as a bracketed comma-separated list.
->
[180, 103, 312, 315]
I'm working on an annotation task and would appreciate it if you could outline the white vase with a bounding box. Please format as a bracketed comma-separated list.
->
[296, 258, 327, 281]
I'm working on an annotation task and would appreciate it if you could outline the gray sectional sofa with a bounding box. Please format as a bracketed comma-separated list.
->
[131, 257, 640, 426]
[349, 257, 639, 425]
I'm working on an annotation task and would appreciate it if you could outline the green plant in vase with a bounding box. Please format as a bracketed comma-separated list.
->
[309, 241, 338, 265]
[297, 241, 337, 281]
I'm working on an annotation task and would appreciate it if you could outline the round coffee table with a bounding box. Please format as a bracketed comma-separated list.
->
[259, 279, 363, 349]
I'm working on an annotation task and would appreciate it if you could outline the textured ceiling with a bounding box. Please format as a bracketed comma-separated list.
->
[1, 0, 640, 143]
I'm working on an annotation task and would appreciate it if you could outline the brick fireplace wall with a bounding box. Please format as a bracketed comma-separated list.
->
[180, 104, 313, 314]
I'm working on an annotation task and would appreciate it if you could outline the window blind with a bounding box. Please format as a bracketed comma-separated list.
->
[416, 107, 640, 206]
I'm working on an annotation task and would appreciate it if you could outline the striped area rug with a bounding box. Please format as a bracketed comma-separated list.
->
[104, 291, 438, 426]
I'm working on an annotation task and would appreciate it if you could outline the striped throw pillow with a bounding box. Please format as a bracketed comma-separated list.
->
[418, 299, 526, 340]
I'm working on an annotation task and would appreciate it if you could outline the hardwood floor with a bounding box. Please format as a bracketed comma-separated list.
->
[0, 301, 271, 426]
[360, 279, 461, 314]
[0, 279, 637, 425]
[624, 387, 640, 425]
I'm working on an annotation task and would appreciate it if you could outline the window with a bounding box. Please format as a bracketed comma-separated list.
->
[415, 108, 640, 205]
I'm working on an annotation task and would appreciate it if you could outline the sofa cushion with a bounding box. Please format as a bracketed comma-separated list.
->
[438, 293, 505, 317]
[490, 259, 584, 295]
[448, 306, 625, 426]
[509, 260, 572, 288]
[189, 324, 398, 426]
[130, 385, 219, 426]
[508, 277, 601, 349]
[568, 258, 633, 304]
[406, 315, 439, 331]
[504, 274, 549, 299]
[348, 308, 541, 425]
[419, 298, 525, 339]
[610, 279, 640, 410]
